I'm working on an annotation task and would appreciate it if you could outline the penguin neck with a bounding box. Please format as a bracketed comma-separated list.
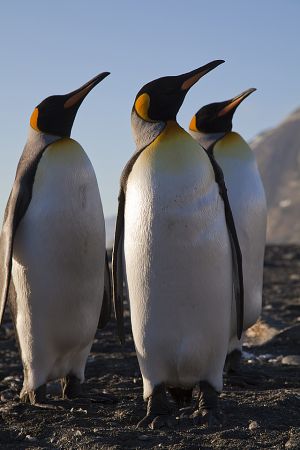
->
[27, 126, 63, 150]
[190, 129, 226, 151]
[131, 109, 166, 152]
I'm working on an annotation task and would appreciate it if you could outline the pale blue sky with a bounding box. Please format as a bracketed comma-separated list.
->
[0, 1, 299, 218]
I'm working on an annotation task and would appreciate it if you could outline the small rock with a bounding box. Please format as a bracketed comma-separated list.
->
[9, 382, 19, 391]
[290, 274, 300, 280]
[25, 435, 37, 442]
[249, 420, 259, 430]
[269, 355, 283, 364]
[2, 376, 15, 383]
[74, 430, 82, 436]
[76, 408, 87, 414]
[258, 353, 273, 361]
[282, 355, 300, 366]
[247, 359, 256, 364]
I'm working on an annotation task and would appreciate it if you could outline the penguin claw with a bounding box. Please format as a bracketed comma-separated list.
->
[137, 414, 176, 430]
[136, 414, 153, 428]
[20, 385, 46, 405]
[61, 375, 82, 399]
[150, 414, 177, 430]
[31, 403, 62, 410]
[191, 408, 222, 428]
[178, 406, 194, 418]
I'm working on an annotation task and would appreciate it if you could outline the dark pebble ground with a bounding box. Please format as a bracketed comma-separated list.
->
[0, 245, 299, 449]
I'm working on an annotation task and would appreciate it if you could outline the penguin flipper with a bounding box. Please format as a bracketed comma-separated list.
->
[0, 134, 60, 325]
[98, 252, 112, 329]
[0, 192, 15, 324]
[0, 178, 37, 324]
[112, 189, 125, 344]
[206, 146, 244, 339]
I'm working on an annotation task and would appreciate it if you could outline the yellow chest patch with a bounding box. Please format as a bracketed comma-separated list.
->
[33, 138, 87, 190]
[139, 121, 206, 172]
[44, 138, 84, 161]
[214, 132, 253, 161]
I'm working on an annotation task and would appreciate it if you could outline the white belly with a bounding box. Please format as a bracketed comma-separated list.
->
[12, 138, 105, 390]
[124, 134, 232, 397]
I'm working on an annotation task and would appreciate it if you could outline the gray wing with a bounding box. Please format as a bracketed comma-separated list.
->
[98, 251, 112, 329]
[0, 132, 60, 324]
[112, 189, 125, 344]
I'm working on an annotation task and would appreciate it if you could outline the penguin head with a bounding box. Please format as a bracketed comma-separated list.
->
[133, 60, 225, 123]
[189, 88, 256, 134]
[29, 72, 110, 137]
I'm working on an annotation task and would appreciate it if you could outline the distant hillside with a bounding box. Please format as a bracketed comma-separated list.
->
[251, 108, 300, 243]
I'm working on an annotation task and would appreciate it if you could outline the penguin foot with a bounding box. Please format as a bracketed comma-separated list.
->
[178, 406, 194, 418]
[137, 413, 176, 430]
[137, 384, 175, 429]
[191, 408, 222, 428]
[20, 384, 47, 405]
[61, 375, 82, 399]
[31, 402, 60, 410]
[191, 381, 222, 428]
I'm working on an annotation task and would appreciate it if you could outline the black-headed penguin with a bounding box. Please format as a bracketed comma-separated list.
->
[113, 61, 235, 428]
[189, 89, 267, 378]
[0, 72, 112, 404]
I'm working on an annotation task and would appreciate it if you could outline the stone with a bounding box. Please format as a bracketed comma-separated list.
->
[249, 420, 259, 430]
[282, 355, 300, 366]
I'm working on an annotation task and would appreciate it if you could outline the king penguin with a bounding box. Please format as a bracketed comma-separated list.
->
[0, 72, 112, 405]
[113, 61, 236, 428]
[189, 89, 267, 378]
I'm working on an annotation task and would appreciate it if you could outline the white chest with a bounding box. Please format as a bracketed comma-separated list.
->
[13, 138, 105, 271]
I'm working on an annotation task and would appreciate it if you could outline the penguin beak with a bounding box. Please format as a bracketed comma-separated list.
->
[218, 88, 256, 117]
[181, 60, 225, 91]
[64, 72, 110, 109]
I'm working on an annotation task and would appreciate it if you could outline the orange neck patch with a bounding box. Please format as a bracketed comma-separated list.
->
[135, 93, 151, 121]
[30, 108, 39, 131]
[189, 115, 198, 132]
